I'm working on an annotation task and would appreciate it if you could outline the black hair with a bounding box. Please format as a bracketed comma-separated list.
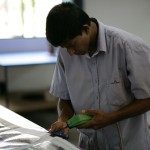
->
[46, 2, 90, 47]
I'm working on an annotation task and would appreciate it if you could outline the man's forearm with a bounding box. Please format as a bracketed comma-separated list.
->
[112, 98, 150, 123]
[80, 98, 150, 129]
[57, 98, 74, 122]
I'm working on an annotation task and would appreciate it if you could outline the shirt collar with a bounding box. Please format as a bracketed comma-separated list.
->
[97, 20, 107, 53]
[85, 19, 107, 58]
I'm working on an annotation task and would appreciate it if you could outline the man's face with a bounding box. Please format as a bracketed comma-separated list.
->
[61, 30, 90, 56]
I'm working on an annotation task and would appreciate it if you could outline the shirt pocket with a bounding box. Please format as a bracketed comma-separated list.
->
[106, 77, 132, 110]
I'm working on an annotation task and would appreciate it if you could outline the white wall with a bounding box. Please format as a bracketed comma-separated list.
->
[84, 0, 150, 45]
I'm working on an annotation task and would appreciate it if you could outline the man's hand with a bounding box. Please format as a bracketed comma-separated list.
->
[78, 109, 114, 129]
[48, 121, 69, 139]
[48, 98, 74, 134]
[78, 99, 150, 129]
[49, 121, 68, 133]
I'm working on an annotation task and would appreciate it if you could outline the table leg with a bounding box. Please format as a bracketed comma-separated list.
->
[4, 67, 9, 108]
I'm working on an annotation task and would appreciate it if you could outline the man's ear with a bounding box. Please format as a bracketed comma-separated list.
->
[82, 25, 90, 33]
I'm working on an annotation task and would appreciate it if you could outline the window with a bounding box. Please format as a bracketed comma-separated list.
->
[0, 0, 73, 39]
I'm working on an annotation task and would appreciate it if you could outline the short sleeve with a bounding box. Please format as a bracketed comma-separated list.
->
[49, 51, 70, 100]
[126, 39, 150, 99]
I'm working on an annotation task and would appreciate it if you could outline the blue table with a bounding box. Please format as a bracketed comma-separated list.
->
[0, 50, 57, 108]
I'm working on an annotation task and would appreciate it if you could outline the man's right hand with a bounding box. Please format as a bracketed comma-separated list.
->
[49, 120, 69, 135]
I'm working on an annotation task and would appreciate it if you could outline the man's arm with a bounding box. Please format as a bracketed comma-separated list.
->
[80, 98, 150, 129]
[49, 98, 74, 132]
[57, 98, 74, 122]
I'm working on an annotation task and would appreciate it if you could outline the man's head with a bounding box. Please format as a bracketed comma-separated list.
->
[46, 2, 92, 55]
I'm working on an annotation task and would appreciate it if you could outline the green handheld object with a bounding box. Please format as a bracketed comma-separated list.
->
[67, 114, 92, 128]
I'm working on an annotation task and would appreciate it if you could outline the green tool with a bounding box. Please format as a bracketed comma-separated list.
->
[50, 114, 92, 138]
[66, 114, 92, 128]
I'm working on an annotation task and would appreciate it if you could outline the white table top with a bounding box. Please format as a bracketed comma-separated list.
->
[0, 50, 57, 67]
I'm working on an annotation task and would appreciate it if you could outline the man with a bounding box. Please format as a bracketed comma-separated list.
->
[46, 2, 150, 150]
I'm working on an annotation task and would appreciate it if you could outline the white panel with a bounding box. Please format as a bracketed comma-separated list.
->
[7, 64, 55, 92]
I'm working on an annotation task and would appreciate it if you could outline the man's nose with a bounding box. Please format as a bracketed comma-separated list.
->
[67, 48, 75, 56]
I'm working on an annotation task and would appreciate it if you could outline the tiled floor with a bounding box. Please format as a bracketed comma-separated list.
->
[19, 108, 79, 147]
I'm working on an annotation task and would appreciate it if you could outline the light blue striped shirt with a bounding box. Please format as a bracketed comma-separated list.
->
[50, 21, 150, 150]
